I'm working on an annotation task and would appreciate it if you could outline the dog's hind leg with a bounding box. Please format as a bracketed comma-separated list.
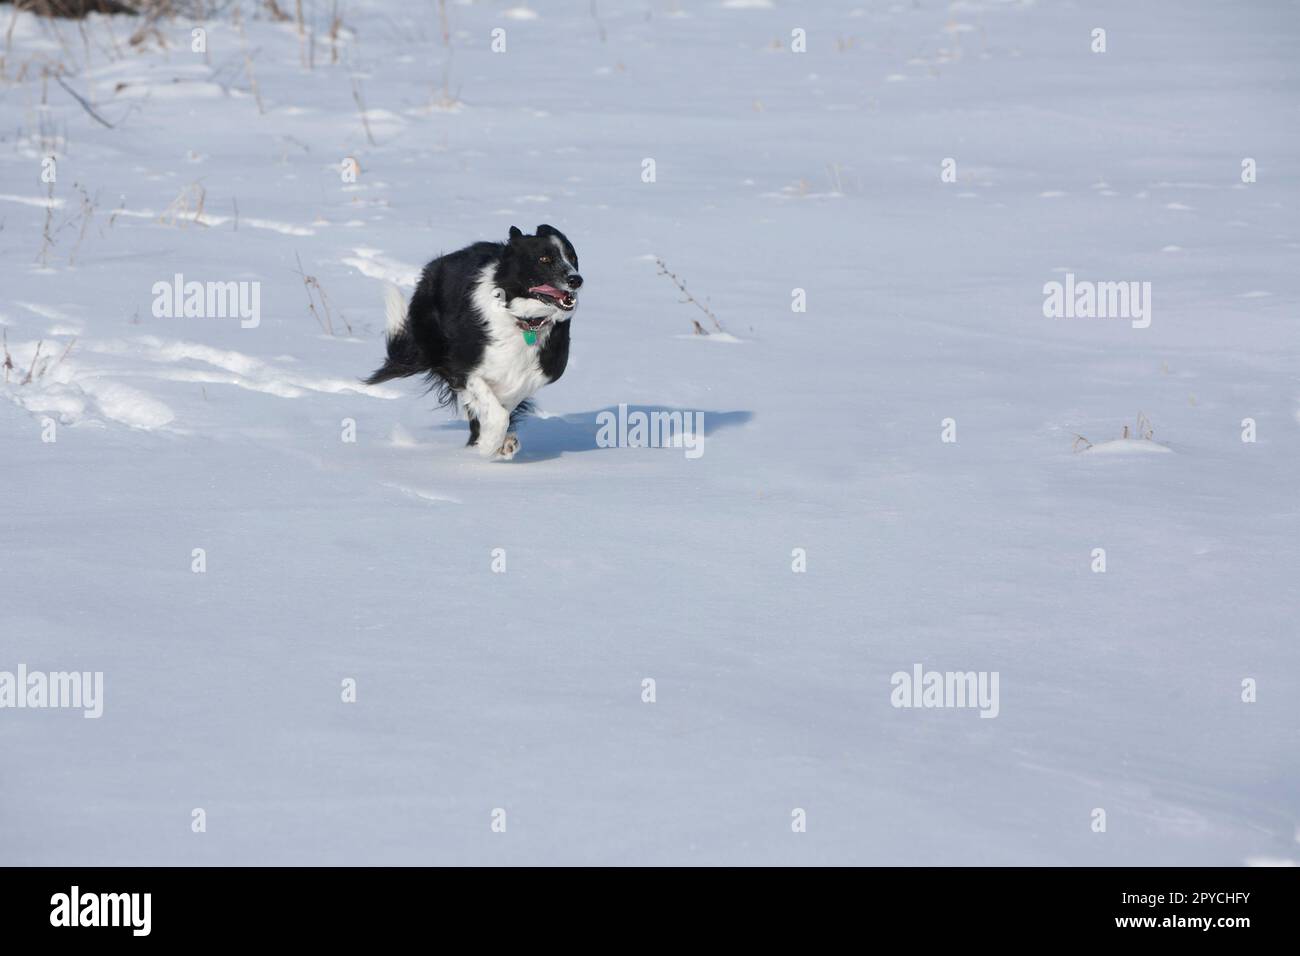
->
[462, 376, 513, 459]
[466, 415, 481, 447]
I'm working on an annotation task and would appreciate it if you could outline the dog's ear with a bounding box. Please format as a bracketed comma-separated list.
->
[535, 224, 557, 238]
[508, 225, 524, 242]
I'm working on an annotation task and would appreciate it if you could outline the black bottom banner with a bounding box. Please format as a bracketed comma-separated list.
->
[0, 865, 1290, 941]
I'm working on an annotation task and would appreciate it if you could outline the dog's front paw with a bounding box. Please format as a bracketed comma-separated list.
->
[496, 433, 520, 460]
[475, 431, 504, 458]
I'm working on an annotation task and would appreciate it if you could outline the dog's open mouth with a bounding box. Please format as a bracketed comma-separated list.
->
[528, 284, 576, 311]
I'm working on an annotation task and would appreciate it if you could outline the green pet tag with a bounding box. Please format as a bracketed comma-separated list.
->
[522, 329, 538, 345]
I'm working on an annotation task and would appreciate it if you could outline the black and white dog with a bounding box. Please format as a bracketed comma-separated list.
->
[366, 225, 582, 460]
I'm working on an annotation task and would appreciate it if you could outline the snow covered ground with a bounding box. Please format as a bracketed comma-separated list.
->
[1, 0, 1297, 865]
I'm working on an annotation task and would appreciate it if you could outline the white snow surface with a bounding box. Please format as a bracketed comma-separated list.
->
[0, 0, 1297, 865]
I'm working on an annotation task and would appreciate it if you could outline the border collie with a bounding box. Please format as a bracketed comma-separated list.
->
[365, 225, 582, 460]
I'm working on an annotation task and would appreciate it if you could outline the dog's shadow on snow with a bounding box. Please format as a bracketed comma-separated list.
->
[438, 406, 753, 462]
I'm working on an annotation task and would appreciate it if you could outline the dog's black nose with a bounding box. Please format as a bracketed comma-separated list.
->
[567, 274, 583, 289]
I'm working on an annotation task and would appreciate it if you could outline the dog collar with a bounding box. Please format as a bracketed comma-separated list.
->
[516, 318, 550, 345]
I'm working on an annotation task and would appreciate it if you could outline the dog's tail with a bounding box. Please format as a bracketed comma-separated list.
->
[364, 282, 425, 385]
[382, 282, 408, 338]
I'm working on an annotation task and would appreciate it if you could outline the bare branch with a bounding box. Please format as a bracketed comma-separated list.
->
[655, 257, 724, 334]
[53, 72, 113, 128]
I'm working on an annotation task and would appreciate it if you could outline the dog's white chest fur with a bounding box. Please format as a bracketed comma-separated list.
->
[471, 268, 553, 411]
[480, 326, 550, 411]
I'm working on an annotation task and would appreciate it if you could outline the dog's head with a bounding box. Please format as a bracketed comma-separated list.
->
[497, 224, 583, 327]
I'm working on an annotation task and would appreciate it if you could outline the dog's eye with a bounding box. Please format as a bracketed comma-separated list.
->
[539, 255, 552, 264]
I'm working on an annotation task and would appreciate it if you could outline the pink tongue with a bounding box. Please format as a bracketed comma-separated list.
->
[529, 284, 564, 297]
